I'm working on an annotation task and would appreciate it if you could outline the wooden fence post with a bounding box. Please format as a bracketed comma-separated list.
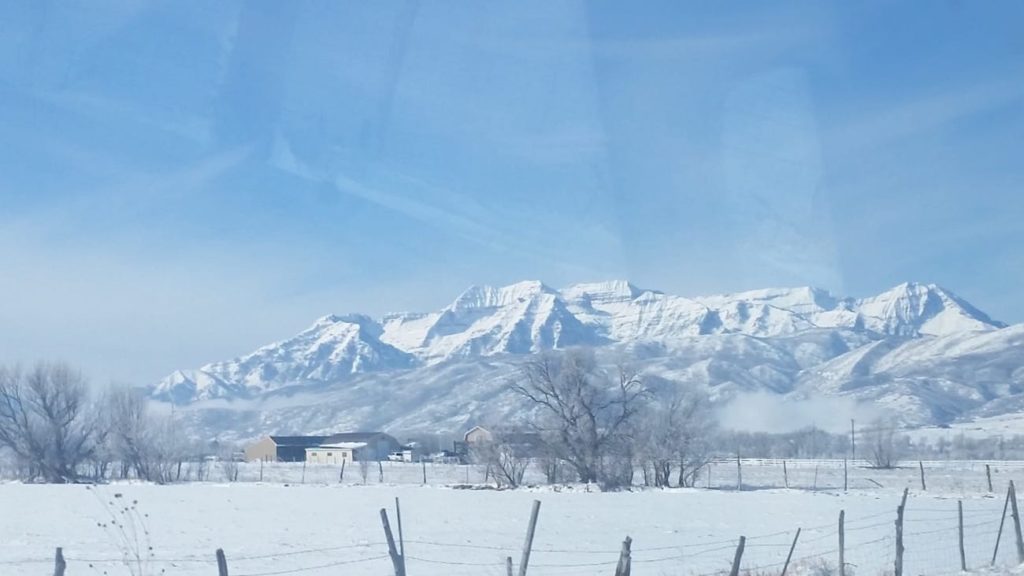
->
[813, 465, 819, 491]
[959, 500, 967, 572]
[395, 498, 405, 558]
[259, 458, 263, 482]
[783, 460, 789, 489]
[379, 460, 384, 483]
[614, 536, 632, 576]
[54, 547, 66, 576]
[843, 458, 848, 492]
[216, 548, 228, 576]
[339, 459, 346, 483]
[518, 500, 541, 576]
[728, 536, 746, 576]
[1009, 480, 1024, 563]
[918, 461, 926, 491]
[506, 556, 514, 576]
[895, 487, 908, 576]
[993, 486, 1011, 565]
[736, 453, 742, 491]
[422, 460, 427, 485]
[986, 464, 993, 492]
[380, 508, 406, 576]
[838, 510, 846, 576]
[781, 528, 801, 576]
[301, 460, 306, 484]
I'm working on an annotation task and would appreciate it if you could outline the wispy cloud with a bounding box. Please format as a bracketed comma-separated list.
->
[830, 77, 1024, 155]
[270, 133, 625, 275]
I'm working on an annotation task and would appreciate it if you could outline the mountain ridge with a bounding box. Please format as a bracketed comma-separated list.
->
[152, 281, 1021, 433]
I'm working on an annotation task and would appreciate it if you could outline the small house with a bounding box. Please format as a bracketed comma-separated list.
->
[305, 442, 366, 465]
[464, 425, 493, 445]
[321, 432, 401, 461]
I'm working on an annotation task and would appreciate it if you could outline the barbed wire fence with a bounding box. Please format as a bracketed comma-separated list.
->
[13, 483, 1024, 576]
[141, 457, 1024, 497]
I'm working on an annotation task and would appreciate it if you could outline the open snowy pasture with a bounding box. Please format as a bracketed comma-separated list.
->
[219, 458, 1024, 495]
[0, 481, 1020, 576]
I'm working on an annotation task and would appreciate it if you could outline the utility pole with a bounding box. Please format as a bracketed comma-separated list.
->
[850, 419, 856, 463]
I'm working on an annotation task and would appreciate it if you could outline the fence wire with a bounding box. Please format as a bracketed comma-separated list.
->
[4, 462, 1024, 575]
[11, 498, 1008, 575]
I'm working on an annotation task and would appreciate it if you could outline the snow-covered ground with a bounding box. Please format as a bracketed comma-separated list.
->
[2, 462, 1024, 576]
[202, 458, 1024, 495]
[910, 415, 1024, 442]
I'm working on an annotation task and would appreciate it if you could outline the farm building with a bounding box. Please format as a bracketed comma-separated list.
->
[245, 436, 330, 462]
[305, 442, 366, 465]
[244, 432, 400, 462]
[323, 432, 401, 460]
[463, 425, 493, 445]
[457, 425, 547, 462]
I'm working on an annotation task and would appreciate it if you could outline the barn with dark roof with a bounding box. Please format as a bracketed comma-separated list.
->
[244, 432, 400, 462]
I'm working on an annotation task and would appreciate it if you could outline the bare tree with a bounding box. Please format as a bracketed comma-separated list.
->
[0, 363, 100, 483]
[537, 446, 572, 485]
[141, 417, 191, 483]
[107, 385, 150, 479]
[105, 385, 191, 483]
[864, 417, 902, 469]
[634, 381, 714, 487]
[358, 458, 371, 484]
[474, 431, 534, 488]
[509, 350, 647, 487]
[88, 390, 115, 481]
[219, 447, 240, 482]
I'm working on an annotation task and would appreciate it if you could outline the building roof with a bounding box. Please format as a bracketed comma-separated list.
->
[311, 442, 368, 450]
[323, 432, 392, 443]
[269, 435, 330, 447]
[463, 425, 491, 441]
[266, 432, 392, 447]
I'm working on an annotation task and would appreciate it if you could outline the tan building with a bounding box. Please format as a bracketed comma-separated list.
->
[305, 442, 367, 465]
[244, 436, 331, 462]
[464, 425, 493, 445]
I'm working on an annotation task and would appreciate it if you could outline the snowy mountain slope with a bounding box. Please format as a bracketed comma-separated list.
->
[153, 314, 415, 403]
[853, 282, 1005, 336]
[170, 332, 870, 440]
[561, 280, 999, 342]
[152, 280, 1016, 433]
[402, 281, 604, 362]
[796, 324, 1024, 424]
[562, 282, 717, 341]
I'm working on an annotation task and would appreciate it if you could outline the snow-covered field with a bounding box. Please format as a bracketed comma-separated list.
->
[211, 458, 1024, 495]
[2, 461, 1024, 576]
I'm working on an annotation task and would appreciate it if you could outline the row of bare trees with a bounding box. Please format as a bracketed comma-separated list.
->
[482, 350, 715, 489]
[0, 362, 217, 483]
[490, 350, 917, 488]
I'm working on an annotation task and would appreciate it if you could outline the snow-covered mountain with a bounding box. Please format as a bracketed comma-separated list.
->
[152, 281, 1019, 435]
[156, 314, 414, 404]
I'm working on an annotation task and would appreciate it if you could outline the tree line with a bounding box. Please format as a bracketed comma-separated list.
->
[478, 349, 716, 489]
[474, 349, 1011, 489]
[0, 362, 226, 483]
[4, 357, 1022, 486]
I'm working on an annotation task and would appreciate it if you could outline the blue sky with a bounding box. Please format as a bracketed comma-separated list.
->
[1, 1, 1022, 384]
